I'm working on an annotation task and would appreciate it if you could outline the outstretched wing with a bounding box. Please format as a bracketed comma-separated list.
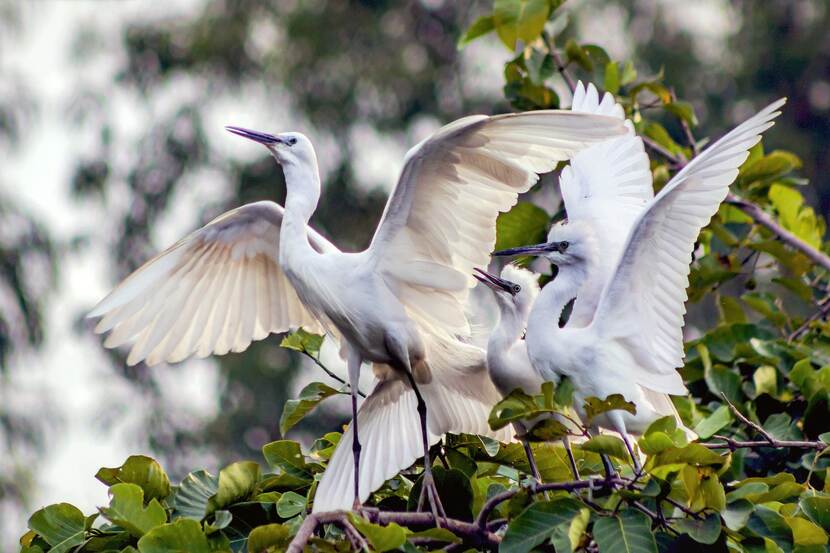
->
[368, 109, 628, 339]
[561, 81, 654, 260]
[590, 99, 785, 393]
[88, 201, 338, 366]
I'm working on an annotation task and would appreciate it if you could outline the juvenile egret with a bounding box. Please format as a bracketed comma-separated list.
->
[88, 109, 628, 514]
[474, 265, 582, 480]
[496, 98, 785, 470]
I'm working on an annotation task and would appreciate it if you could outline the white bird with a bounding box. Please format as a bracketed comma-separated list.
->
[496, 97, 785, 470]
[474, 264, 583, 481]
[87, 109, 628, 514]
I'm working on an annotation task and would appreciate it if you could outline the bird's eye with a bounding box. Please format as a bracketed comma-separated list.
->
[559, 241, 569, 251]
[512, 284, 521, 294]
[287, 137, 298, 146]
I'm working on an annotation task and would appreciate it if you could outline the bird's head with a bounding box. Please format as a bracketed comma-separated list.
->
[225, 127, 315, 166]
[493, 219, 593, 267]
[474, 264, 539, 317]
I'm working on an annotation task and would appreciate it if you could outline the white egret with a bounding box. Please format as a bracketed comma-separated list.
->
[88, 109, 628, 514]
[496, 98, 785, 470]
[474, 264, 583, 481]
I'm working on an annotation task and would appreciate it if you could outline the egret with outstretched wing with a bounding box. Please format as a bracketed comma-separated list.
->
[496, 98, 785, 469]
[89, 110, 628, 514]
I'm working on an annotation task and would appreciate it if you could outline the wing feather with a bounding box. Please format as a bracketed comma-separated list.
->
[590, 98, 785, 391]
[368, 109, 628, 339]
[89, 200, 339, 366]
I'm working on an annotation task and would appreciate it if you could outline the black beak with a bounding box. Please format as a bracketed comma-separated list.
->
[225, 126, 284, 145]
[493, 241, 563, 257]
[473, 268, 517, 295]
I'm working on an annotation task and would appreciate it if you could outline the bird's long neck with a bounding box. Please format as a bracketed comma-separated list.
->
[489, 305, 524, 361]
[527, 265, 585, 340]
[279, 159, 322, 266]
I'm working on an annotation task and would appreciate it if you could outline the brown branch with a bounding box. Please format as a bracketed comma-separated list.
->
[704, 436, 826, 452]
[672, 89, 699, 157]
[789, 295, 830, 341]
[287, 512, 367, 553]
[542, 31, 576, 92]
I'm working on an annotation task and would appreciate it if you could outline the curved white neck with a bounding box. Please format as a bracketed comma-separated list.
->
[527, 265, 585, 340]
[279, 159, 322, 266]
[488, 305, 524, 360]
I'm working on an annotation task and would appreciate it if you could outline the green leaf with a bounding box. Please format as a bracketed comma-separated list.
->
[276, 491, 306, 518]
[246, 524, 291, 553]
[493, 0, 551, 50]
[578, 435, 630, 460]
[704, 363, 742, 404]
[262, 440, 318, 482]
[593, 510, 658, 553]
[651, 443, 728, 468]
[205, 510, 231, 534]
[674, 512, 721, 544]
[279, 328, 324, 356]
[211, 461, 260, 511]
[620, 60, 637, 86]
[769, 183, 824, 248]
[785, 516, 827, 547]
[99, 483, 167, 538]
[500, 498, 584, 553]
[524, 49, 554, 84]
[458, 15, 496, 48]
[801, 496, 830, 532]
[28, 503, 86, 553]
[739, 150, 802, 187]
[489, 388, 545, 430]
[604, 61, 620, 94]
[407, 527, 460, 544]
[137, 519, 212, 553]
[583, 394, 636, 424]
[639, 415, 689, 455]
[280, 381, 340, 435]
[526, 418, 570, 441]
[173, 470, 218, 520]
[665, 100, 698, 126]
[495, 202, 550, 252]
[693, 405, 733, 440]
[349, 516, 408, 552]
[723, 499, 755, 531]
[565, 39, 592, 71]
[748, 506, 794, 552]
[96, 455, 171, 502]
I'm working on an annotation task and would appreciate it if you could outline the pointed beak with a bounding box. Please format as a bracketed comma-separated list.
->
[493, 241, 562, 257]
[473, 268, 517, 295]
[225, 126, 284, 145]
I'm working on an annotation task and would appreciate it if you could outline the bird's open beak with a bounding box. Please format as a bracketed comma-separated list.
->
[493, 241, 563, 257]
[225, 126, 285, 145]
[473, 268, 517, 295]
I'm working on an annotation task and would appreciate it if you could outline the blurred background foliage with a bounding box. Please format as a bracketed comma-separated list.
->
[2, 0, 830, 547]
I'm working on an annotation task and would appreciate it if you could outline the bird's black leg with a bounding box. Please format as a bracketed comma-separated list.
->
[347, 351, 363, 510]
[562, 436, 580, 480]
[405, 372, 447, 524]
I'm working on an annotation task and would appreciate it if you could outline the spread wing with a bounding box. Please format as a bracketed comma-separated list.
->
[562, 81, 654, 260]
[88, 201, 338, 366]
[590, 98, 785, 393]
[367, 109, 629, 339]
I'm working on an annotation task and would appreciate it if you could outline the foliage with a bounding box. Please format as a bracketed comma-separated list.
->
[17, 1, 830, 552]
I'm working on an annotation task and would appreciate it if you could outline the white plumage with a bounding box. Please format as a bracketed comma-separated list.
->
[88, 109, 628, 513]
[497, 94, 785, 465]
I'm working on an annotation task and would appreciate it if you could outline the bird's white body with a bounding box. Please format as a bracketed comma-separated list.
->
[517, 95, 785, 445]
[89, 106, 629, 512]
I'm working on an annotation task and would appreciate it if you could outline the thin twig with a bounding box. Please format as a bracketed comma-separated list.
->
[704, 436, 826, 451]
[304, 352, 366, 398]
[542, 31, 576, 92]
[672, 89, 699, 157]
[789, 294, 830, 341]
[720, 394, 776, 444]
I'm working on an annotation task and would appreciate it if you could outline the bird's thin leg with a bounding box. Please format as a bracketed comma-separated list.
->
[562, 435, 580, 480]
[514, 422, 544, 485]
[404, 372, 447, 524]
[608, 412, 641, 476]
[600, 454, 616, 480]
[346, 350, 363, 510]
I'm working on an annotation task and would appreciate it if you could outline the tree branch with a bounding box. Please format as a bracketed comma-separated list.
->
[542, 31, 576, 92]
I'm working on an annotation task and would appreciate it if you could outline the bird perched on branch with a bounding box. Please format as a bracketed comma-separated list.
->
[88, 107, 628, 515]
[496, 94, 785, 471]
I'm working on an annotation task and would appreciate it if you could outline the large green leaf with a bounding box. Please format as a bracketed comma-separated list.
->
[583, 394, 636, 424]
[99, 483, 167, 537]
[28, 503, 86, 553]
[801, 496, 830, 532]
[493, 0, 550, 50]
[500, 498, 584, 553]
[280, 381, 340, 435]
[137, 519, 212, 553]
[495, 202, 550, 252]
[173, 470, 219, 520]
[279, 328, 324, 356]
[96, 455, 171, 502]
[211, 461, 260, 511]
[349, 516, 408, 552]
[693, 405, 733, 440]
[593, 511, 658, 553]
[262, 440, 319, 482]
[673, 512, 721, 544]
[457, 15, 495, 48]
[276, 491, 306, 518]
[578, 435, 630, 461]
[747, 506, 793, 551]
[246, 524, 291, 553]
